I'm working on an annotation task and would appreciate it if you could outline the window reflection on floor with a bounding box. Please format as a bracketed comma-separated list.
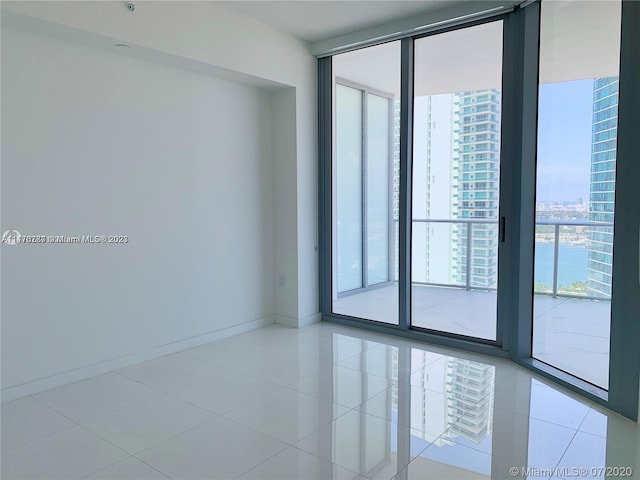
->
[318, 330, 628, 480]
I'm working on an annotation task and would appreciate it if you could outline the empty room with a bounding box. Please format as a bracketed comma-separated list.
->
[1, 1, 639, 479]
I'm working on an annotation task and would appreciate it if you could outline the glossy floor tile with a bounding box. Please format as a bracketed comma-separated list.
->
[118, 351, 220, 392]
[2, 323, 639, 479]
[136, 416, 288, 480]
[34, 372, 158, 423]
[224, 388, 351, 444]
[1, 426, 127, 479]
[86, 457, 170, 479]
[83, 393, 216, 454]
[294, 408, 434, 479]
[169, 368, 282, 415]
[1, 396, 75, 451]
[237, 447, 368, 480]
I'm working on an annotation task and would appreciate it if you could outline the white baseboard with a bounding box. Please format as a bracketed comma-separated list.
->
[274, 312, 321, 328]
[274, 314, 299, 327]
[1, 315, 275, 403]
[298, 312, 322, 327]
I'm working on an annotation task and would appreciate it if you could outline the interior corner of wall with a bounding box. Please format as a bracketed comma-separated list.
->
[274, 312, 320, 328]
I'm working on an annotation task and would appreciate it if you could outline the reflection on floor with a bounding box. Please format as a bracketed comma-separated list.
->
[333, 284, 611, 388]
[3, 323, 636, 479]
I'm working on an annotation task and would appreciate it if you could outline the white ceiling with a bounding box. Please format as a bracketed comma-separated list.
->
[334, 20, 503, 96]
[218, 1, 454, 42]
[333, 0, 621, 97]
[538, 0, 621, 84]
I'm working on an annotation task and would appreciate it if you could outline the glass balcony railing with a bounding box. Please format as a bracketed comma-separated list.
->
[397, 218, 614, 300]
[535, 220, 613, 300]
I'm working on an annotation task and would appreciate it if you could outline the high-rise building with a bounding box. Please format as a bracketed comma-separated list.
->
[412, 95, 454, 284]
[451, 90, 501, 288]
[393, 99, 400, 282]
[394, 90, 501, 289]
[587, 77, 618, 299]
[392, 98, 401, 222]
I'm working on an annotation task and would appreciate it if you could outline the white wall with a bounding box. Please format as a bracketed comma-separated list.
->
[1, 1, 320, 398]
[271, 88, 300, 321]
[1, 24, 279, 397]
[1, 0, 319, 327]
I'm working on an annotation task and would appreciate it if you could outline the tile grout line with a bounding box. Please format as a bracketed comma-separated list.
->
[546, 405, 592, 479]
[0, 395, 82, 452]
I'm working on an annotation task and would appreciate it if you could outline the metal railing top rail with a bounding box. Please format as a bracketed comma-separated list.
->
[535, 219, 613, 227]
[410, 218, 497, 224]
[399, 218, 614, 227]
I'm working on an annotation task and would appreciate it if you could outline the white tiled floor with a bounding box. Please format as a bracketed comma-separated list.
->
[2, 323, 639, 480]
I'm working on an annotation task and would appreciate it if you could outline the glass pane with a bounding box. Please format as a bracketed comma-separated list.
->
[367, 93, 391, 285]
[335, 84, 363, 293]
[412, 222, 462, 287]
[411, 21, 503, 340]
[532, 0, 621, 390]
[332, 41, 400, 324]
[535, 225, 592, 296]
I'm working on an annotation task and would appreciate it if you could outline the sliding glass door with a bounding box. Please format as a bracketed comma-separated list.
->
[410, 21, 504, 341]
[330, 23, 506, 339]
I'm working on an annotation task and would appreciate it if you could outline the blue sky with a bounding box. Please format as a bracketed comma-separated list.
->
[536, 79, 593, 203]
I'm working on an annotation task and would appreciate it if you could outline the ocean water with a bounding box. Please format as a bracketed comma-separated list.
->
[534, 242, 588, 287]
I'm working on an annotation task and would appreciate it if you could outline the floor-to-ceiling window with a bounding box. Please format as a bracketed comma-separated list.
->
[411, 21, 503, 341]
[318, 0, 640, 422]
[532, 0, 621, 390]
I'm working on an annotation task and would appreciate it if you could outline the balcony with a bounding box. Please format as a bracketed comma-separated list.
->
[333, 219, 613, 389]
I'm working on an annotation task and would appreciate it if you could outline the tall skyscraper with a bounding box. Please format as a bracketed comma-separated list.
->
[587, 77, 618, 299]
[451, 90, 501, 288]
[394, 89, 501, 288]
[393, 99, 400, 282]
[412, 95, 454, 284]
[392, 99, 401, 222]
